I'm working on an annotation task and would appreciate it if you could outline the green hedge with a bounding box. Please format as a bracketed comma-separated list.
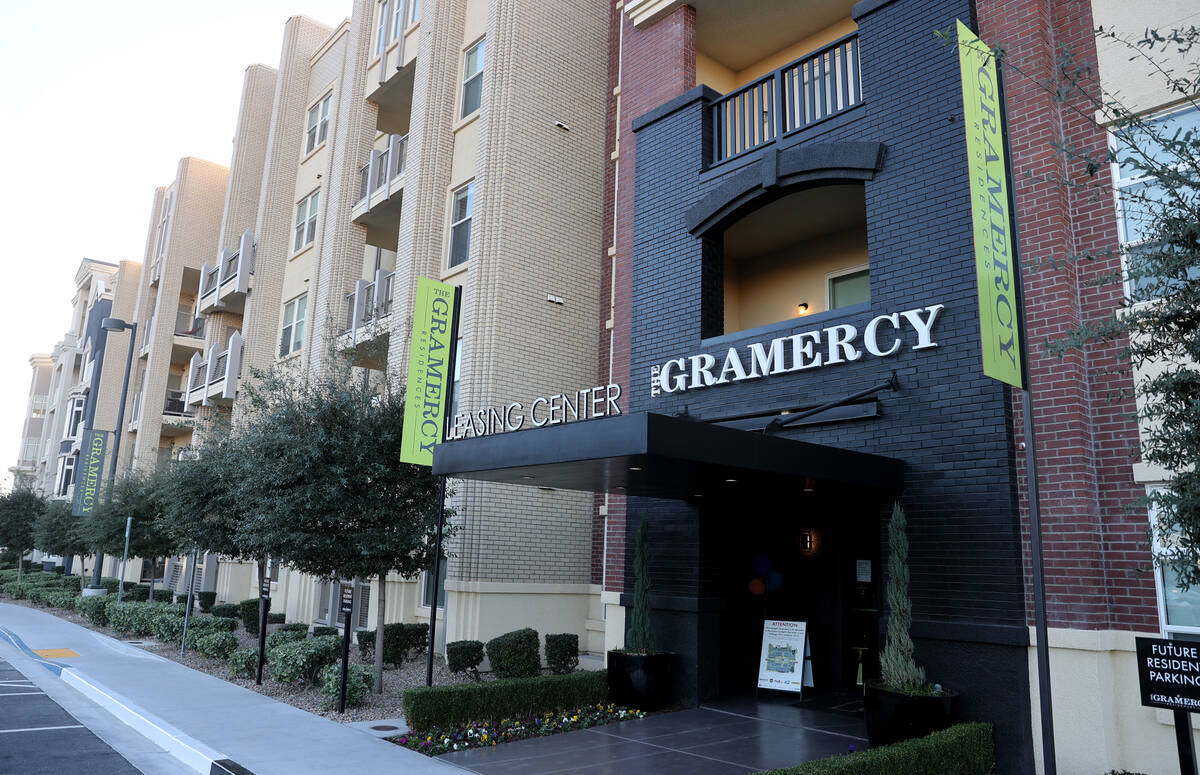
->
[76, 594, 110, 626]
[312, 625, 338, 637]
[545, 633, 579, 675]
[402, 670, 608, 733]
[241, 598, 269, 636]
[267, 612, 286, 624]
[105, 602, 185, 636]
[357, 623, 428, 667]
[184, 616, 238, 648]
[757, 723, 995, 775]
[1, 581, 33, 599]
[198, 591, 216, 613]
[279, 622, 309, 634]
[266, 628, 307, 652]
[97, 577, 121, 594]
[320, 663, 374, 710]
[211, 603, 239, 619]
[446, 640, 484, 679]
[195, 631, 238, 660]
[268, 635, 341, 684]
[486, 628, 541, 679]
[228, 648, 258, 679]
[151, 612, 187, 643]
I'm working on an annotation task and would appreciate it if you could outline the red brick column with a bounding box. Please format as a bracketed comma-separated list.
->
[977, 0, 1155, 630]
[595, 3, 696, 593]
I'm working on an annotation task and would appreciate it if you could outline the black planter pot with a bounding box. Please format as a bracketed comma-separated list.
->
[864, 683, 958, 747]
[607, 650, 675, 711]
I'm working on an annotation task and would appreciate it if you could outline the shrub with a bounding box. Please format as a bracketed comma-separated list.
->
[195, 631, 238, 660]
[106, 602, 185, 636]
[279, 622, 309, 635]
[268, 635, 341, 684]
[45, 590, 80, 609]
[211, 603, 239, 619]
[545, 634, 579, 675]
[76, 594, 110, 626]
[98, 577, 122, 594]
[198, 591, 216, 613]
[240, 598, 269, 636]
[446, 640, 485, 680]
[402, 670, 608, 733]
[267, 612, 286, 624]
[486, 628, 541, 679]
[320, 662, 374, 710]
[312, 625, 338, 637]
[122, 585, 150, 602]
[151, 613, 187, 644]
[758, 723, 994, 775]
[357, 623, 428, 666]
[184, 616, 238, 648]
[266, 628, 307, 652]
[228, 648, 258, 679]
[1, 582, 33, 599]
[174, 593, 196, 611]
[51, 566, 64, 575]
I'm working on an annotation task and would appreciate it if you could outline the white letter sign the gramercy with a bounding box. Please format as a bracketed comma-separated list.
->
[650, 304, 944, 397]
[71, 429, 108, 517]
[400, 278, 458, 467]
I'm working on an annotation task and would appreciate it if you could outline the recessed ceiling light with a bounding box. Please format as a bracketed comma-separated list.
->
[628, 466, 642, 471]
[521, 475, 535, 480]
[725, 478, 736, 483]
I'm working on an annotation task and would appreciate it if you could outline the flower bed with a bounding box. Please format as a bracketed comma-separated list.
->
[392, 703, 645, 756]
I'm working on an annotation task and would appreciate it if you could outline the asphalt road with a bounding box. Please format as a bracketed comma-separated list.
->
[0, 657, 143, 775]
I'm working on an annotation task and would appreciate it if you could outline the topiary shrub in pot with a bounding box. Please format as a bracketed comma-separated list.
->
[607, 520, 675, 711]
[865, 503, 958, 747]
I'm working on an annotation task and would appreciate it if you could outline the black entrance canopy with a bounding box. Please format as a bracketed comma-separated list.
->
[432, 412, 903, 499]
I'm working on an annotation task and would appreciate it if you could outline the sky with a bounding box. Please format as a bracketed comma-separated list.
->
[0, 0, 353, 489]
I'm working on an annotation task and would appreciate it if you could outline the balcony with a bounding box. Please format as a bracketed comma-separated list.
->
[128, 390, 143, 431]
[712, 33, 861, 164]
[339, 270, 394, 369]
[351, 134, 407, 245]
[198, 230, 255, 315]
[161, 389, 195, 436]
[149, 259, 162, 287]
[171, 311, 205, 365]
[185, 330, 243, 408]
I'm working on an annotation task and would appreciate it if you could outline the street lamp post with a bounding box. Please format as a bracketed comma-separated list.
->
[84, 317, 137, 594]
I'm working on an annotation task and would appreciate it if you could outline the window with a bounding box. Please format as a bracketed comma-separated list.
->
[422, 559, 447, 609]
[375, 0, 390, 57]
[56, 454, 75, 497]
[406, 0, 419, 28]
[395, 0, 414, 35]
[450, 343, 462, 419]
[1113, 106, 1200, 299]
[448, 182, 474, 267]
[293, 190, 320, 252]
[279, 295, 307, 357]
[1150, 487, 1200, 637]
[828, 266, 870, 310]
[66, 397, 85, 440]
[267, 558, 281, 583]
[305, 93, 332, 154]
[156, 193, 173, 260]
[461, 39, 485, 118]
[22, 440, 38, 462]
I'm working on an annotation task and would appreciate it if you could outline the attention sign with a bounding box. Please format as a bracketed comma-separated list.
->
[1136, 636, 1200, 712]
[400, 278, 459, 466]
[957, 20, 1024, 389]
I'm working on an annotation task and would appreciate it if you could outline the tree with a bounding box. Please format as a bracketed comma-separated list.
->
[0, 489, 45, 581]
[236, 360, 446, 692]
[86, 470, 177, 599]
[33, 499, 88, 564]
[880, 503, 926, 691]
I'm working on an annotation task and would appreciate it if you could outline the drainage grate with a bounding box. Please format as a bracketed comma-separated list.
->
[370, 724, 399, 732]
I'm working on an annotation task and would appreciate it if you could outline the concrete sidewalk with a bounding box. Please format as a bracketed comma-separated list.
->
[0, 602, 466, 775]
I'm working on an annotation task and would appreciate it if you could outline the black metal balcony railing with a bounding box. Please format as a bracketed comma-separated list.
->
[175, 313, 204, 338]
[713, 33, 861, 164]
[201, 265, 219, 297]
[163, 390, 193, 417]
[222, 250, 240, 280]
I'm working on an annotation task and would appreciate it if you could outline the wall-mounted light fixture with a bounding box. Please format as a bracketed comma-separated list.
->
[796, 302, 810, 316]
[798, 527, 820, 557]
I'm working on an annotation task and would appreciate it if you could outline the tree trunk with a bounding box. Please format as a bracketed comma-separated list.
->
[148, 558, 156, 602]
[374, 571, 386, 694]
[16, 553, 23, 583]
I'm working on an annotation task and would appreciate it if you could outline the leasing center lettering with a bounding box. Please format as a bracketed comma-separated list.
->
[654, 304, 944, 395]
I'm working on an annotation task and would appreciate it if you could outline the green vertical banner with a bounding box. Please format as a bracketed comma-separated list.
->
[400, 277, 458, 466]
[71, 429, 108, 517]
[957, 20, 1023, 389]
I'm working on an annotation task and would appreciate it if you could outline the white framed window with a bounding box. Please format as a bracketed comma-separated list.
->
[22, 440, 38, 463]
[293, 190, 320, 252]
[826, 264, 870, 310]
[461, 39, 485, 119]
[375, 0, 390, 56]
[279, 294, 307, 357]
[56, 454, 75, 497]
[421, 560, 446, 609]
[1112, 105, 1200, 300]
[1149, 486, 1200, 638]
[448, 182, 474, 268]
[155, 193, 173, 260]
[305, 93, 332, 154]
[406, 0, 420, 28]
[66, 397, 85, 440]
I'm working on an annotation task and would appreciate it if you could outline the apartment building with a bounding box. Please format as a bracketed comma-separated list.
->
[9, 355, 53, 491]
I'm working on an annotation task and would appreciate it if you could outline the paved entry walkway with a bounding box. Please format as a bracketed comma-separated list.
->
[440, 693, 869, 774]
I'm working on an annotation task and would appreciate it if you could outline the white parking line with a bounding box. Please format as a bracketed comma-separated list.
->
[0, 724, 84, 733]
[0, 691, 46, 696]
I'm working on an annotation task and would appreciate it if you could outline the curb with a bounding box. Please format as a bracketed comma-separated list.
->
[0, 624, 255, 775]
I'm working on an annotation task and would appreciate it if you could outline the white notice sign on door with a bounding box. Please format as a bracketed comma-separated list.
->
[757, 619, 813, 694]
